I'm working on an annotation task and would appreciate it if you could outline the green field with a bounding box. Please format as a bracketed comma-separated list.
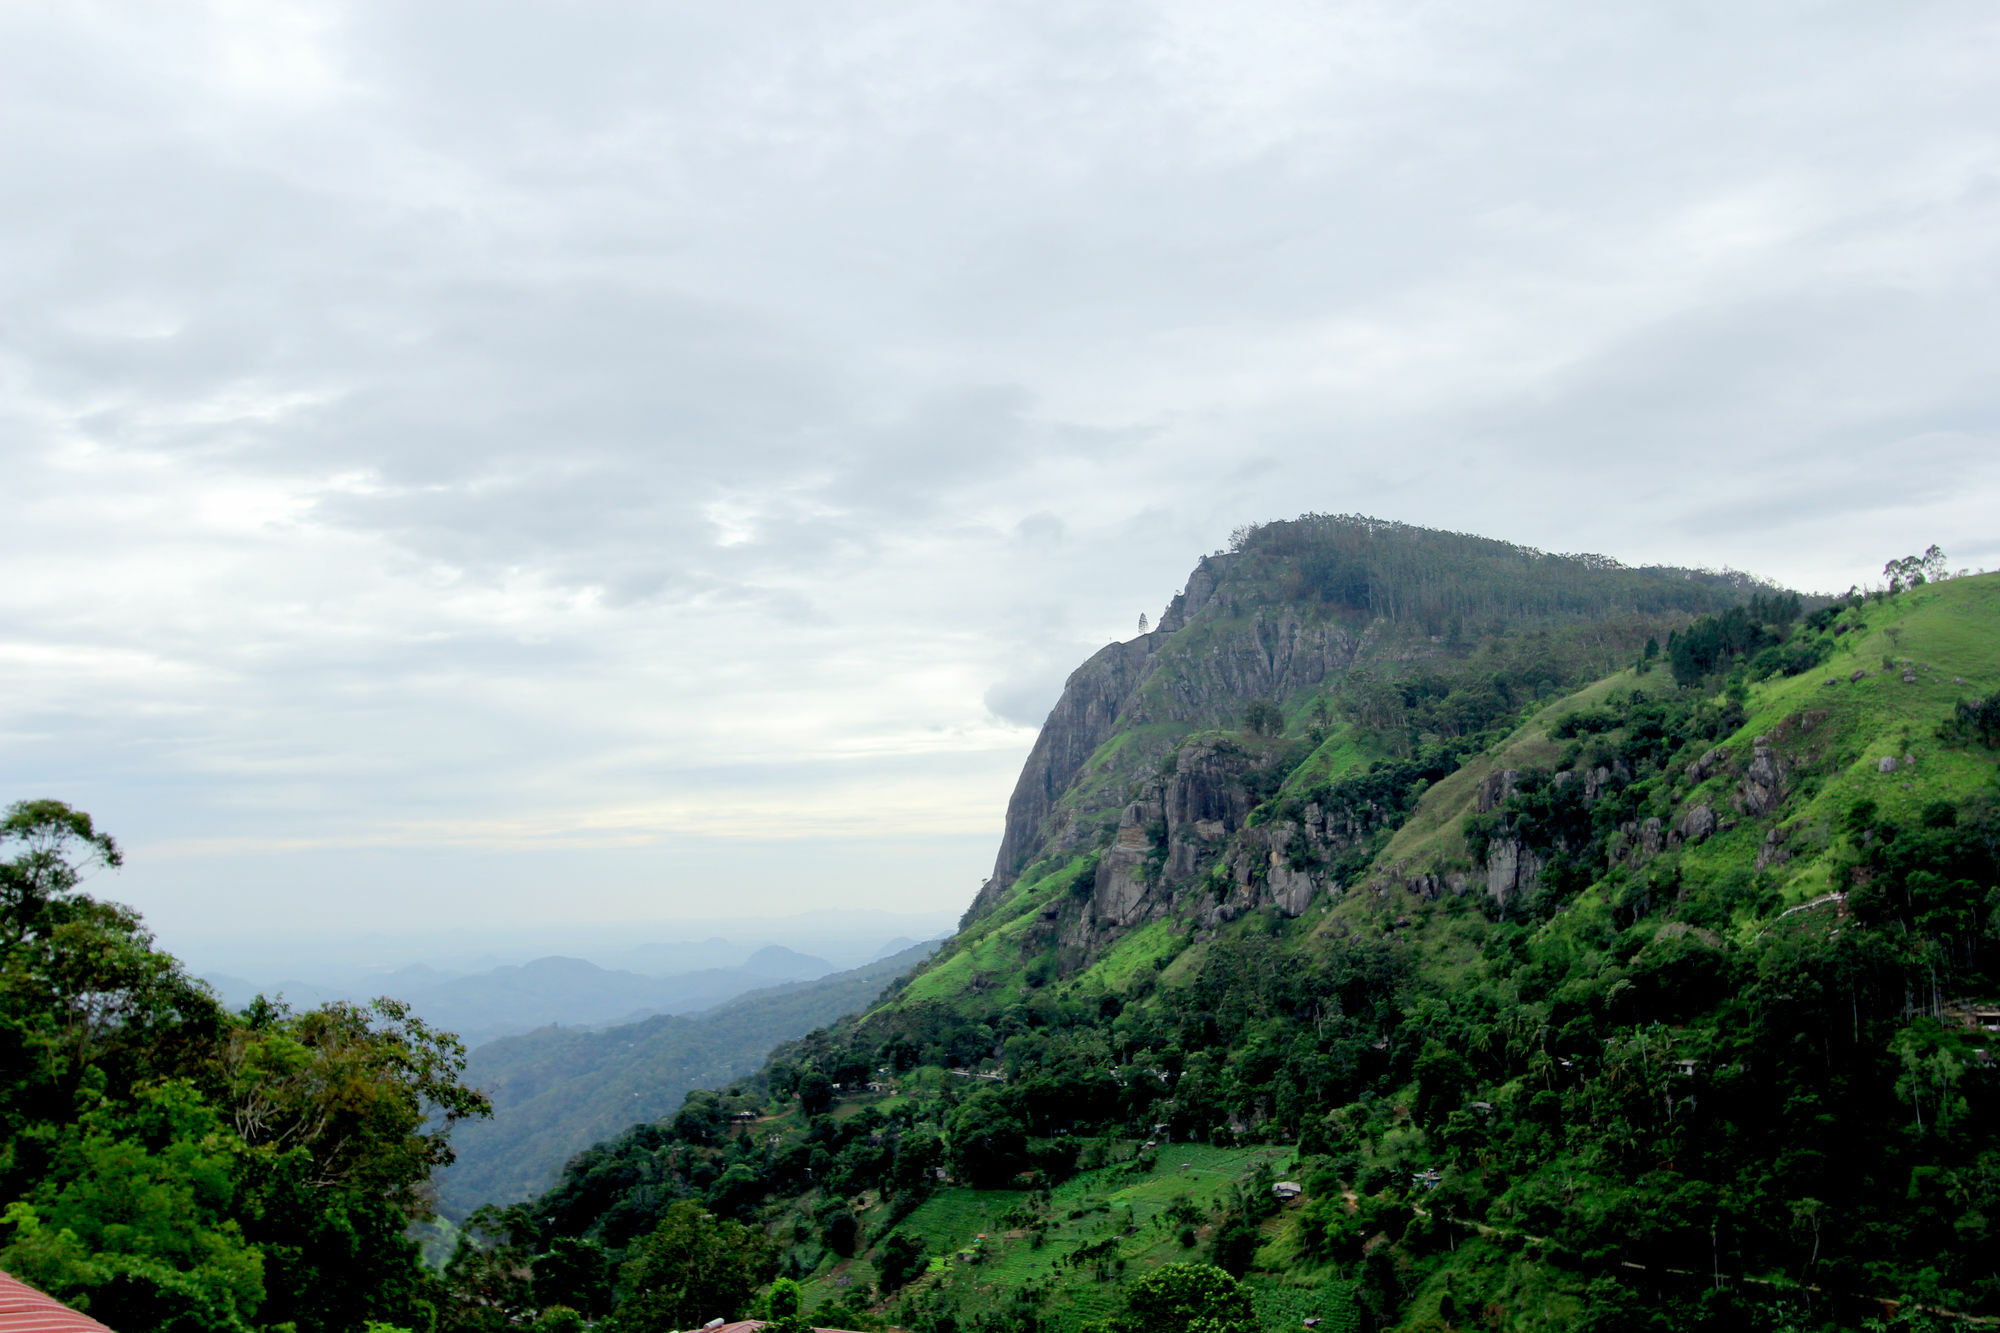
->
[802, 1142, 1352, 1332]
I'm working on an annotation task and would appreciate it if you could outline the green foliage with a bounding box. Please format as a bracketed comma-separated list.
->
[1940, 689, 2000, 749]
[950, 1092, 1030, 1187]
[876, 1230, 927, 1290]
[1241, 701, 1283, 737]
[1230, 514, 1762, 630]
[1667, 594, 1814, 686]
[1884, 545, 1950, 593]
[491, 571, 2000, 1333]
[607, 1201, 774, 1332]
[1108, 1262, 1255, 1333]
[0, 799, 491, 1333]
[764, 1276, 813, 1333]
[439, 941, 938, 1217]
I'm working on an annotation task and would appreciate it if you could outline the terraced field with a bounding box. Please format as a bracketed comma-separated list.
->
[802, 1142, 1363, 1332]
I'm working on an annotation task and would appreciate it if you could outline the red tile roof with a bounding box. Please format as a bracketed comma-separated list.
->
[0, 1272, 115, 1333]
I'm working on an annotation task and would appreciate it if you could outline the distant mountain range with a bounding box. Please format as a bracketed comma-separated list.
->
[435, 938, 942, 1217]
[203, 943, 839, 1048]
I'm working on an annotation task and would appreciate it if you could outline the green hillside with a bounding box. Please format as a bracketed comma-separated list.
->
[441, 541, 2000, 1333]
[436, 942, 942, 1219]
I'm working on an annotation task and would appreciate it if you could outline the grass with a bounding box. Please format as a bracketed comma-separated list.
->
[821, 576, 2000, 1333]
[1271, 724, 1374, 802]
[1376, 669, 1647, 873]
[1077, 919, 1182, 994]
[804, 1144, 1325, 1332]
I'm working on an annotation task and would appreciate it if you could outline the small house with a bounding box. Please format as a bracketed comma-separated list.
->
[1272, 1181, 1303, 1200]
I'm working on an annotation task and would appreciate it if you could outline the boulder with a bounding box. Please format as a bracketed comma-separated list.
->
[1674, 804, 1717, 845]
[1737, 737, 1786, 817]
[1686, 747, 1729, 784]
[1476, 769, 1524, 813]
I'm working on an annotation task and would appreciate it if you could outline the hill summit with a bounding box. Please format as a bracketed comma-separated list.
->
[468, 520, 2000, 1333]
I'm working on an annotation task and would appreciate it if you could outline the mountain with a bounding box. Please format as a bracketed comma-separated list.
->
[435, 940, 942, 1219]
[457, 520, 2000, 1333]
[207, 947, 837, 1048]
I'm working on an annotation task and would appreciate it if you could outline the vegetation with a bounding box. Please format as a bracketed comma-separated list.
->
[9, 523, 1995, 1333]
[438, 941, 940, 1218]
[465, 566, 2000, 1333]
[0, 800, 489, 1333]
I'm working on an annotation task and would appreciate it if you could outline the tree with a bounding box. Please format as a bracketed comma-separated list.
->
[608, 1202, 772, 1332]
[0, 800, 494, 1333]
[1242, 700, 1283, 737]
[875, 1232, 926, 1290]
[947, 1093, 1028, 1187]
[1138, 613, 1150, 634]
[0, 799, 121, 944]
[1884, 546, 1948, 593]
[763, 1278, 812, 1333]
[798, 1070, 834, 1117]
[1111, 1263, 1256, 1333]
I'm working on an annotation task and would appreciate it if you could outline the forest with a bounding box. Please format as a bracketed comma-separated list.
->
[451, 557, 1999, 1333]
[5, 529, 1996, 1333]
[0, 801, 488, 1333]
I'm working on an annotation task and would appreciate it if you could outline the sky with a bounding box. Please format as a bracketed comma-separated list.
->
[4, 1, 1998, 966]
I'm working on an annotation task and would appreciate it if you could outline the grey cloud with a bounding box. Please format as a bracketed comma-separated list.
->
[984, 661, 1078, 729]
[3, 1, 1998, 946]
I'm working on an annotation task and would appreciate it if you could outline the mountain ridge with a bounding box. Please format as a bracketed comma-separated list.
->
[455, 522, 2000, 1333]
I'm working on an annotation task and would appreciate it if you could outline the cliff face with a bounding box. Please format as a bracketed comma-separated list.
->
[978, 634, 1159, 913]
[975, 557, 1370, 918]
[969, 515, 1765, 949]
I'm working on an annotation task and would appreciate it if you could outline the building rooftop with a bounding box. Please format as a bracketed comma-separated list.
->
[0, 1271, 115, 1333]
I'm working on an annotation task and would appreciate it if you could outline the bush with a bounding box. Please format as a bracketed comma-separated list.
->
[1940, 691, 2000, 749]
[1111, 1263, 1256, 1333]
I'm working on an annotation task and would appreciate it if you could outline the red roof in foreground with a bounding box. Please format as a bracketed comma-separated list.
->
[0, 1272, 114, 1333]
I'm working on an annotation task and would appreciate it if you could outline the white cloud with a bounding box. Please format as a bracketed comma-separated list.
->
[1, 0, 1996, 952]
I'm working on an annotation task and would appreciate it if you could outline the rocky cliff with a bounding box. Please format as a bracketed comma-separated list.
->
[971, 516, 1757, 938]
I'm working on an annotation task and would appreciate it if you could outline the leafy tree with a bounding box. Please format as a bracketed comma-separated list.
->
[1242, 700, 1283, 737]
[947, 1093, 1028, 1187]
[532, 1237, 614, 1318]
[0, 800, 492, 1333]
[798, 1070, 834, 1116]
[1110, 1263, 1256, 1333]
[875, 1231, 926, 1290]
[764, 1277, 813, 1333]
[608, 1201, 773, 1332]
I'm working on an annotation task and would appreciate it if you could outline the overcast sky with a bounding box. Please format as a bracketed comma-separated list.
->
[4, 1, 1997, 963]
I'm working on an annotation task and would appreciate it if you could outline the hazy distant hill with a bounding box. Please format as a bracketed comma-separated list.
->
[205, 944, 835, 1047]
[437, 939, 940, 1217]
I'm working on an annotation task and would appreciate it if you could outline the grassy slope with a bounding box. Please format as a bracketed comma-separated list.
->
[808, 1144, 1325, 1333]
[790, 575, 2000, 1332]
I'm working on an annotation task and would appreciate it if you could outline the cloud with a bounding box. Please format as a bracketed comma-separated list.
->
[1, 0, 1997, 952]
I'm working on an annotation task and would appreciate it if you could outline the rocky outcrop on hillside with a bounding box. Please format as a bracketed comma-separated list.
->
[971, 515, 1768, 954]
[977, 558, 1376, 917]
[1055, 738, 1294, 966]
[975, 634, 1160, 916]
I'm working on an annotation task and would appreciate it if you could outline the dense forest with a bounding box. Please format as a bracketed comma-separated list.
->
[438, 544, 1998, 1333]
[5, 523, 1995, 1333]
[0, 801, 488, 1333]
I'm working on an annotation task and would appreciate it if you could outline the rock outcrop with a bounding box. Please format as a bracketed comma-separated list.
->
[1736, 736, 1787, 817]
[977, 555, 1376, 916]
